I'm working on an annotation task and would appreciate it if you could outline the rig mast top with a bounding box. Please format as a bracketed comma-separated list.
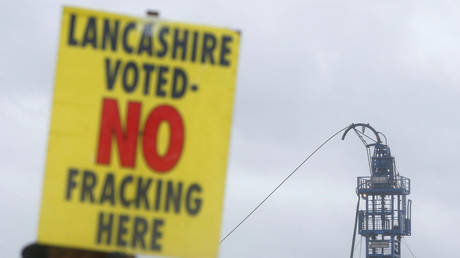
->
[343, 123, 412, 258]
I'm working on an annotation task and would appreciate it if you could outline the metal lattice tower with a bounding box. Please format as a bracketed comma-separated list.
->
[344, 124, 412, 258]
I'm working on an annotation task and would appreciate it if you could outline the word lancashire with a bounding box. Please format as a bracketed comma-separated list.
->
[67, 14, 235, 66]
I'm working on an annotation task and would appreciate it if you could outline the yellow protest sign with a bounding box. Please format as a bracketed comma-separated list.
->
[38, 6, 240, 257]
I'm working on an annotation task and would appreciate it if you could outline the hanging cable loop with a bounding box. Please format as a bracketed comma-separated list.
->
[220, 126, 349, 244]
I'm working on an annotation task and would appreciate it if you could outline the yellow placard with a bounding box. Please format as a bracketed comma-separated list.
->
[38, 6, 240, 258]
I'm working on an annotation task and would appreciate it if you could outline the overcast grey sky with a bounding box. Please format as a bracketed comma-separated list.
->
[1, 0, 460, 257]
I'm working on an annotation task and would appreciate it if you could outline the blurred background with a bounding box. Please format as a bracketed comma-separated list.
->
[1, 0, 460, 257]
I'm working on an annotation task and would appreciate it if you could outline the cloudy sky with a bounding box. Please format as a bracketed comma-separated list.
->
[1, 0, 460, 257]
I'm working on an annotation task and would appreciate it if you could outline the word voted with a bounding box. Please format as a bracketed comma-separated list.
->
[105, 58, 197, 99]
[97, 98, 184, 173]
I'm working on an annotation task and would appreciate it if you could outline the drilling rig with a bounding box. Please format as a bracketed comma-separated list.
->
[344, 124, 412, 258]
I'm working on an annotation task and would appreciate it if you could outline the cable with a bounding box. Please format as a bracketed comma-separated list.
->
[355, 130, 377, 144]
[352, 128, 372, 171]
[353, 128, 369, 146]
[402, 239, 416, 258]
[351, 237, 360, 258]
[220, 126, 348, 244]
[350, 194, 360, 258]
